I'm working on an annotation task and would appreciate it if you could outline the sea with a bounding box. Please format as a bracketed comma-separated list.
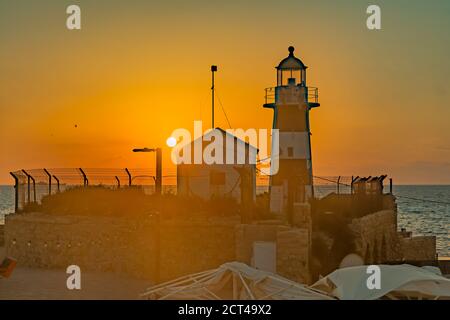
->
[0, 184, 448, 257]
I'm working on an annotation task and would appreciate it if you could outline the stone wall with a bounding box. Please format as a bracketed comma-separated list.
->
[235, 223, 288, 264]
[349, 210, 402, 263]
[276, 228, 310, 284]
[5, 213, 159, 280]
[5, 213, 238, 283]
[0, 224, 4, 246]
[399, 235, 436, 261]
[5, 213, 314, 284]
[159, 219, 237, 282]
[349, 209, 436, 263]
[235, 223, 311, 284]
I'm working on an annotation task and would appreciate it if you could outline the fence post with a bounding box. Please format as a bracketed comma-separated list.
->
[115, 176, 121, 189]
[337, 176, 341, 195]
[23, 170, 30, 203]
[125, 168, 132, 186]
[155, 148, 162, 195]
[389, 178, 393, 194]
[21, 170, 36, 203]
[43, 168, 52, 195]
[79, 168, 88, 187]
[52, 175, 60, 192]
[9, 172, 19, 213]
[351, 176, 355, 194]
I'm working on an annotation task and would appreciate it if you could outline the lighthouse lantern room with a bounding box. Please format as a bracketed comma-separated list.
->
[277, 46, 306, 87]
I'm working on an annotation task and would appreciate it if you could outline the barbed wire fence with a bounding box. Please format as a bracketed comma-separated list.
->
[9, 166, 395, 213]
[9, 168, 178, 212]
[255, 173, 374, 199]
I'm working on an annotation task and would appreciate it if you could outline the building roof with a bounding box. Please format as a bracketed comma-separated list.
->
[277, 46, 306, 70]
[191, 127, 259, 152]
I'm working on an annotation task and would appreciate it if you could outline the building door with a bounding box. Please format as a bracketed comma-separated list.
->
[252, 241, 276, 273]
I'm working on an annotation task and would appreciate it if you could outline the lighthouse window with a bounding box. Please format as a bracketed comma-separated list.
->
[287, 147, 294, 157]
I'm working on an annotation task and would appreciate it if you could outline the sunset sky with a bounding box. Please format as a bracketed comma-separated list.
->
[1, 0, 449, 184]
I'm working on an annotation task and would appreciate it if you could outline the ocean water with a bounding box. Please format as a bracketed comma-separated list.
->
[392, 185, 449, 257]
[0, 185, 14, 224]
[0, 185, 448, 256]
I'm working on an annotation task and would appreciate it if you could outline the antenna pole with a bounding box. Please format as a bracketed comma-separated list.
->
[211, 65, 217, 128]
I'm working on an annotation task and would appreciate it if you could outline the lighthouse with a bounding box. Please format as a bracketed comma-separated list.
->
[264, 46, 319, 222]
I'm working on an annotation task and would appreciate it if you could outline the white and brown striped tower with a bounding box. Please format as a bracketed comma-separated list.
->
[264, 46, 320, 222]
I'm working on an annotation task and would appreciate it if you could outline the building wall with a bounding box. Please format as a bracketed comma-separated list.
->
[158, 219, 237, 281]
[177, 164, 255, 203]
[235, 224, 289, 264]
[0, 224, 4, 246]
[5, 213, 159, 279]
[349, 210, 402, 263]
[349, 209, 436, 263]
[399, 236, 436, 261]
[5, 213, 238, 283]
[235, 223, 311, 284]
[5, 213, 312, 284]
[276, 228, 311, 284]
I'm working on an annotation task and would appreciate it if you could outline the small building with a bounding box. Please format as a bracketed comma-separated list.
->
[176, 128, 258, 203]
[353, 175, 387, 195]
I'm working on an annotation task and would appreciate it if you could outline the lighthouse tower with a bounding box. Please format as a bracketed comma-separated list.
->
[264, 46, 319, 222]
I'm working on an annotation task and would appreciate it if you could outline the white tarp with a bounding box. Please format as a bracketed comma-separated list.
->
[311, 264, 450, 300]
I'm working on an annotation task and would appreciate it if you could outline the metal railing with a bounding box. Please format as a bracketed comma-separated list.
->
[264, 87, 276, 104]
[264, 86, 319, 105]
[308, 87, 319, 104]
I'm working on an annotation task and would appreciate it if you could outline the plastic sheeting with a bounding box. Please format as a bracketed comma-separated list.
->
[141, 262, 333, 300]
[311, 264, 450, 300]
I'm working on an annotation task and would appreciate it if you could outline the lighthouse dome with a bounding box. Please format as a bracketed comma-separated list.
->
[277, 46, 306, 70]
[276, 46, 307, 86]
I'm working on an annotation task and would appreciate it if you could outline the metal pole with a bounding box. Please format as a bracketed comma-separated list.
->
[33, 176, 36, 202]
[211, 65, 217, 129]
[351, 175, 355, 194]
[155, 148, 162, 195]
[79, 168, 88, 187]
[125, 168, 132, 186]
[43, 168, 52, 195]
[22, 170, 31, 204]
[53, 175, 60, 192]
[9, 172, 19, 213]
[337, 176, 341, 195]
[389, 178, 393, 194]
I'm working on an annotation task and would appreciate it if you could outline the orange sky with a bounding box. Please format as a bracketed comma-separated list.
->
[1, 0, 449, 184]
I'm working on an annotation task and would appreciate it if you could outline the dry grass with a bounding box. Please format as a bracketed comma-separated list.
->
[23, 186, 240, 218]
